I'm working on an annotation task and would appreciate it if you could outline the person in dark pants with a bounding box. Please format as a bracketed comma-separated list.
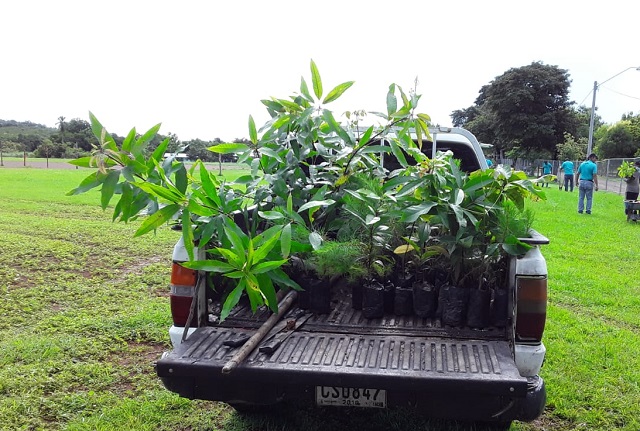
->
[623, 160, 640, 216]
[560, 159, 574, 191]
[576, 153, 599, 214]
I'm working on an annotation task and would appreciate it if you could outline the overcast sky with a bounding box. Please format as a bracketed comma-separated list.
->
[2, 0, 639, 142]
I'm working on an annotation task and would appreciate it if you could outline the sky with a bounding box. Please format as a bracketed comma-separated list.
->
[2, 0, 640, 142]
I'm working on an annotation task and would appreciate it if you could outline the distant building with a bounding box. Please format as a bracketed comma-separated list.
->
[163, 153, 189, 162]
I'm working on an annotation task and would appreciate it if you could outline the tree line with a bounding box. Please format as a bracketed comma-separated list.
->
[2, 62, 640, 163]
[0, 118, 243, 163]
[451, 61, 640, 162]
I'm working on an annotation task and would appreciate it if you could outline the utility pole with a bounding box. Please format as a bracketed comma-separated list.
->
[586, 80, 597, 157]
[586, 67, 640, 157]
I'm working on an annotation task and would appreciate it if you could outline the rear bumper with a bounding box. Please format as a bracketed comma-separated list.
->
[160, 373, 545, 423]
[156, 327, 545, 423]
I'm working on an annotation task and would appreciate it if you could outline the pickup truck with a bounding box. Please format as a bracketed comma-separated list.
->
[155, 127, 549, 427]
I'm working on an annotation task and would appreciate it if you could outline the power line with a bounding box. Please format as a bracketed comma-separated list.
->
[579, 89, 593, 106]
[599, 85, 640, 101]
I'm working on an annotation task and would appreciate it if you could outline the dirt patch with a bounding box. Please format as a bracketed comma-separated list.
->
[110, 342, 167, 395]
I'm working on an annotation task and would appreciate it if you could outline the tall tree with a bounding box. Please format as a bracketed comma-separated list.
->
[56, 116, 66, 145]
[451, 62, 575, 159]
[595, 121, 640, 159]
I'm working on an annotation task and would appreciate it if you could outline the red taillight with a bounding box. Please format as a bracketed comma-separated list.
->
[170, 262, 197, 326]
[515, 276, 547, 342]
[171, 262, 197, 286]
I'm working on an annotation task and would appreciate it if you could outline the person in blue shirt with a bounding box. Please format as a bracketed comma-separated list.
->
[560, 159, 575, 192]
[486, 159, 493, 168]
[542, 161, 552, 187]
[576, 153, 599, 214]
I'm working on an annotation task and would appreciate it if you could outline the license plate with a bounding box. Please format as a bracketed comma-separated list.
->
[315, 386, 386, 408]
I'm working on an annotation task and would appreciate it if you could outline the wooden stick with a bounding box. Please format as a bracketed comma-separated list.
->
[221, 290, 298, 374]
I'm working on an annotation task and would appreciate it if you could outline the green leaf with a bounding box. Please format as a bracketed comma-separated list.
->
[298, 199, 335, 213]
[258, 147, 283, 162]
[261, 99, 286, 113]
[287, 193, 293, 213]
[216, 247, 243, 268]
[252, 259, 288, 274]
[89, 112, 117, 150]
[309, 231, 323, 250]
[244, 275, 263, 313]
[100, 170, 120, 210]
[322, 110, 353, 146]
[358, 126, 374, 147]
[417, 114, 432, 140]
[182, 259, 235, 273]
[175, 164, 188, 194]
[300, 77, 314, 102]
[365, 214, 381, 225]
[232, 175, 254, 185]
[502, 235, 533, 255]
[182, 209, 195, 261]
[133, 123, 162, 156]
[275, 98, 302, 112]
[258, 211, 285, 220]
[402, 202, 438, 223]
[271, 114, 291, 130]
[220, 282, 245, 322]
[199, 163, 218, 199]
[121, 127, 137, 153]
[360, 145, 392, 154]
[389, 139, 409, 168]
[252, 231, 281, 263]
[67, 172, 101, 195]
[323, 81, 354, 104]
[224, 224, 246, 260]
[208, 143, 249, 154]
[310, 59, 323, 100]
[134, 204, 180, 237]
[198, 221, 218, 249]
[393, 244, 413, 255]
[150, 138, 170, 165]
[268, 268, 301, 291]
[386, 84, 397, 116]
[248, 115, 257, 144]
[133, 182, 185, 205]
[281, 223, 291, 258]
[68, 157, 105, 168]
[187, 200, 215, 217]
[257, 274, 278, 313]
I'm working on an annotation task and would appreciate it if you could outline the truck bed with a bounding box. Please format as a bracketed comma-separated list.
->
[217, 296, 507, 340]
[156, 288, 533, 420]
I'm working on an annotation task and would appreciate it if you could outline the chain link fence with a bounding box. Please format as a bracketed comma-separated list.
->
[495, 157, 638, 195]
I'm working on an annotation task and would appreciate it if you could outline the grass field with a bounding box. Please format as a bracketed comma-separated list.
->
[0, 167, 639, 430]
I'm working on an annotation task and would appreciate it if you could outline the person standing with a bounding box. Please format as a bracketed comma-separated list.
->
[576, 153, 599, 214]
[560, 159, 575, 192]
[542, 161, 552, 187]
[557, 164, 564, 190]
[623, 160, 640, 216]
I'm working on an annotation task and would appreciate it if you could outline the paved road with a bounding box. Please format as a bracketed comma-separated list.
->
[0, 160, 78, 169]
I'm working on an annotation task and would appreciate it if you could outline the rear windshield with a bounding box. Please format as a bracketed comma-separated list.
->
[382, 140, 481, 173]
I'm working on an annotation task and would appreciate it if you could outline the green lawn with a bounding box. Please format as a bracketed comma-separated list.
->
[0, 168, 638, 430]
